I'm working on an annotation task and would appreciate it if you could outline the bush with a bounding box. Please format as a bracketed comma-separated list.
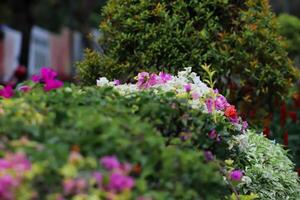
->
[278, 14, 300, 59]
[1, 67, 300, 199]
[77, 0, 297, 122]
[0, 87, 227, 199]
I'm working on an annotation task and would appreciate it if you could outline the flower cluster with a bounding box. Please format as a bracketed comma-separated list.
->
[0, 153, 32, 200]
[0, 85, 14, 99]
[97, 67, 248, 132]
[32, 67, 63, 92]
[60, 154, 137, 200]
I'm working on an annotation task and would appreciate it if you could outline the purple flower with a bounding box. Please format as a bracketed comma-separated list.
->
[215, 95, 229, 111]
[0, 85, 14, 99]
[158, 72, 172, 83]
[44, 79, 63, 92]
[100, 156, 120, 170]
[230, 170, 243, 181]
[113, 80, 121, 86]
[93, 172, 103, 187]
[242, 121, 248, 131]
[0, 175, 18, 200]
[137, 72, 159, 89]
[205, 98, 214, 113]
[208, 130, 217, 139]
[184, 84, 192, 93]
[63, 179, 76, 195]
[204, 150, 214, 161]
[107, 172, 135, 192]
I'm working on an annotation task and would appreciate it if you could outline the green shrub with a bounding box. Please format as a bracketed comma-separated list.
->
[0, 87, 228, 199]
[278, 14, 300, 59]
[77, 0, 297, 122]
[1, 84, 300, 199]
[231, 130, 300, 199]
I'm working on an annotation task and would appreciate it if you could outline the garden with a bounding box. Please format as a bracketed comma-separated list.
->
[1, 0, 300, 200]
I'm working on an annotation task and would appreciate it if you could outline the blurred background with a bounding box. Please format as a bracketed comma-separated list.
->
[0, 0, 299, 84]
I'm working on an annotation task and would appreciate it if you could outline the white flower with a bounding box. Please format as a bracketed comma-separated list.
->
[96, 77, 110, 87]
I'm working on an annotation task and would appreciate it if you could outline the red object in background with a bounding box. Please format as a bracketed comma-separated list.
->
[249, 109, 256, 119]
[280, 103, 287, 128]
[263, 127, 270, 138]
[297, 168, 300, 177]
[288, 111, 297, 123]
[283, 131, 289, 146]
[14, 65, 27, 79]
[292, 93, 300, 108]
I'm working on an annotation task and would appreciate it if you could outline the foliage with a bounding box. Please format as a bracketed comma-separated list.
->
[77, 0, 297, 123]
[278, 14, 300, 59]
[231, 130, 300, 199]
[1, 67, 300, 199]
[0, 86, 228, 199]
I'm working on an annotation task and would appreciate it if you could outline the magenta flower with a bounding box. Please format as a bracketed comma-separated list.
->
[44, 79, 64, 92]
[107, 172, 135, 192]
[75, 178, 87, 193]
[230, 170, 243, 181]
[204, 150, 214, 161]
[0, 174, 18, 200]
[158, 72, 172, 83]
[205, 98, 214, 113]
[40, 67, 58, 81]
[184, 84, 192, 93]
[31, 74, 41, 83]
[208, 130, 217, 139]
[113, 80, 121, 86]
[100, 156, 121, 171]
[0, 85, 14, 99]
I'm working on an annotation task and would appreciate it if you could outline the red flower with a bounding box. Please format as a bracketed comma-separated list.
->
[288, 111, 297, 123]
[263, 127, 270, 138]
[280, 103, 287, 128]
[224, 105, 237, 119]
[283, 131, 288, 146]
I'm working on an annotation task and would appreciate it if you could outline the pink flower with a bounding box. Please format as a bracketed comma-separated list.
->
[229, 170, 243, 181]
[137, 72, 159, 89]
[63, 179, 76, 195]
[158, 72, 172, 83]
[44, 79, 63, 92]
[191, 92, 200, 100]
[205, 98, 214, 113]
[75, 178, 87, 193]
[100, 156, 120, 171]
[114, 80, 121, 86]
[93, 172, 103, 187]
[0, 85, 14, 99]
[40, 67, 57, 81]
[107, 172, 135, 192]
[184, 84, 192, 93]
[18, 85, 31, 93]
[204, 150, 214, 161]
